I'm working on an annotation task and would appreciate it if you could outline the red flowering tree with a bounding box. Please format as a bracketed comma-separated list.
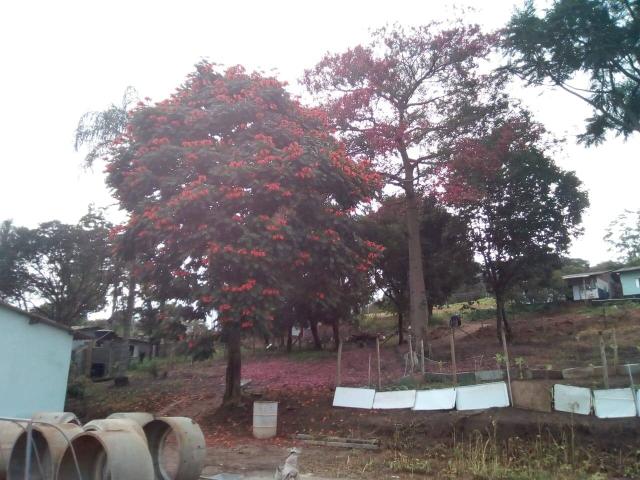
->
[105, 62, 382, 404]
[304, 23, 505, 343]
[441, 116, 589, 340]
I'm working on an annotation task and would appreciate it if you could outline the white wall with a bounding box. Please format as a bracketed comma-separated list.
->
[0, 306, 73, 418]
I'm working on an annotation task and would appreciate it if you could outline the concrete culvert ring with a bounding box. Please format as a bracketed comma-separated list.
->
[84, 419, 148, 445]
[31, 412, 81, 425]
[57, 430, 154, 480]
[7, 429, 52, 480]
[143, 417, 205, 480]
[106, 412, 154, 426]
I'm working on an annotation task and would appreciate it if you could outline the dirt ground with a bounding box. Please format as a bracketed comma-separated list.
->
[67, 303, 640, 479]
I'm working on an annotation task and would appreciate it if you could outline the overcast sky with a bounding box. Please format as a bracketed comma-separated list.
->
[1, 0, 637, 265]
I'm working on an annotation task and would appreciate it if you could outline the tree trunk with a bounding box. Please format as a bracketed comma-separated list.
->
[405, 188, 429, 343]
[108, 275, 119, 330]
[501, 304, 512, 341]
[495, 294, 512, 343]
[114, 270, 135, 387]
[331, 319, 340, 351]
[223, 324, 242, 405]
[398, 310, 405, 345]
[286, 325, 293, 353]
[309, 318, 322, 350]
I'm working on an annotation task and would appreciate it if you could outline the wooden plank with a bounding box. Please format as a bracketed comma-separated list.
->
[292, 434, 379, 445]
[296, 439, 379, 450]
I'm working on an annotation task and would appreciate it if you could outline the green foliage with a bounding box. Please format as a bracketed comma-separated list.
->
[386, 453, 431, 475]
[503, 0, 640, 144]
[363, 195, 478, 338]
[0, 220, 29, 305]
[0, 208, 114, 325]
[449, 118, 589, 332]
[66, 376, 90, 400]
[605, 209, 640, 263]
[188, 331, 216, 362]
[74, 86, 138, 167]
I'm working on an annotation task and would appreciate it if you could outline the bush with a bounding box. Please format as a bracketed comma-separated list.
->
[66, 376, 89, 399]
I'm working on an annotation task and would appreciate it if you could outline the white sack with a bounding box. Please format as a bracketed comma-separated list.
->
[332, 387, 375, 409]
[413, 388, 456, 411]
[456, 382, 510, 411]
[372, 390, 416, 409]
[593, 388, 637, 419]
[553, 384, 591, 415]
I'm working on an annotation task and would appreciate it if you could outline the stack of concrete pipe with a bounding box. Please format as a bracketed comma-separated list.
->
[0, 411, 206, 480]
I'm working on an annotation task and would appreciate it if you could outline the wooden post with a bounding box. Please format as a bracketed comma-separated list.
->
[376, 336, 382, 390]
[368, 354, 372, 387]
[420, 340, 425, 375]
[612, 328, 619, 369]
[107, 343, 113, 377]
[599, 332, 610, 389]
[408, 334, 414, 373]
[85, 340, 94, 377]
[336, 340, 343, 387]
[500, 328, 513, 405]
[450, 327, 457, 386]
[627, 364, 637, 406]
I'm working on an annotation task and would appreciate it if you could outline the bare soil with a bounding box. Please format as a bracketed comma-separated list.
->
[67, 304, 640, 478]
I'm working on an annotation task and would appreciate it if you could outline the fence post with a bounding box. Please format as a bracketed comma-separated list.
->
[599, 331, 610, 389]
[450, 328, 457, 386]
[376, 336, 382, 390]
[336, 340, 343, 387]
[500, 328, 513, 405]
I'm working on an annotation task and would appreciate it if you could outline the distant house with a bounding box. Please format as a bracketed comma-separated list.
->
[0, 301, 73, 418]
[562, 271, 618, 301]
[614, 266, 640, 297]
[72, 326, 152, 379]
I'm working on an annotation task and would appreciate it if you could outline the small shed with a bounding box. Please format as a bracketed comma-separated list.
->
[562, 271, 617, 301]
[0, 301, 73, 418]
[72, 326, 153, 379]
[614, 266, 640, 297]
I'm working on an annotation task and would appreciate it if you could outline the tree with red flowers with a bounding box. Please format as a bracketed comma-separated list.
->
[441, 114, 589, 340]
[304, 22, 506, 343]
[105, 62, 382, 404]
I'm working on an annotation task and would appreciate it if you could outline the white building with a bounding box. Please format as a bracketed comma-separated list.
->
[562, 271, 616, 301]
[0, 301, 73, 418]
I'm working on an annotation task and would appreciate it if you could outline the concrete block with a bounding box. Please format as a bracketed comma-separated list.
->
[562, 367, 594, 379]
[527, 369, 563, 380]
[592, 366, 617, 378]
[475, 370, 504, 382]
[425, 372, 450, 383]
[424, 371, 475, 385]
[511, 380, 552, 412]
[617, 363, 640, 376]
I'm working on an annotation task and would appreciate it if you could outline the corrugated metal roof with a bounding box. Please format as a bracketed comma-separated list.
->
[562, 270, 612, 280]
[0, 300, 73, 334]
[614, 266, 640, 273]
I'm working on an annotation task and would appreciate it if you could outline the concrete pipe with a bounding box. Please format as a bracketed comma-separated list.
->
[6, 423, 82, 480]
[106, 412, 154, 426]
[0, 421, 24, 480]
[84, 418, 148, 445]
[31, 412, 81, 425]
[56, 429, 154, 480]
[143, 417, 206, 480]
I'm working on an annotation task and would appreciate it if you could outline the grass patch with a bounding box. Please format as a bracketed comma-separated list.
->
[285, 349, 336, 362]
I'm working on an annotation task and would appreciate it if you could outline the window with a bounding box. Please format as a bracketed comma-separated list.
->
[636, 278, 640, 289]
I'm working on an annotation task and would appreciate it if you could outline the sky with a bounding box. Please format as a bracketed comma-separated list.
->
[0, 0, 637, 266]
